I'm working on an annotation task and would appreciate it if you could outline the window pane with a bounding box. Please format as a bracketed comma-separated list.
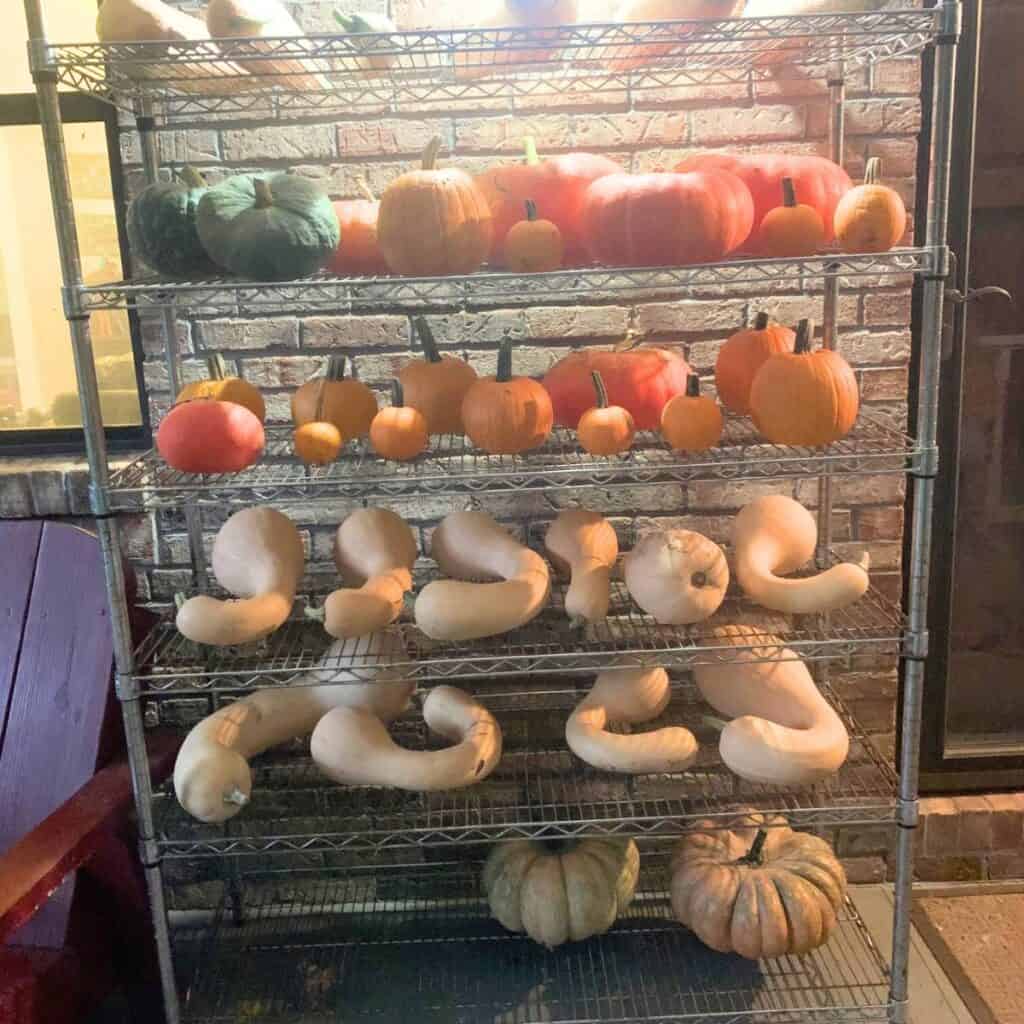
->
[0, 120, 142, 432]
[3, 0, 98, 93]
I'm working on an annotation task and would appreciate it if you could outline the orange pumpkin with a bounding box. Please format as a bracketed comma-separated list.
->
[660, 375, 723, 453]
[758, 177, 826, 258]
[370, 380, 429, 461]
[504, 199, 564, 273]
[292, 378, 343, 464]
[377, 137, 493, 277]
[461, 339, 554, 455]
[833, 158, 907, 253]
[399, 317, 479, 436]
[291, 355, 378, 442]
[577, 371, 635, 455]
[176, 354, 266, 422]
[327, 181, 388, 277]
[749, 319, 859, 446]
[714, 313, 796, 415]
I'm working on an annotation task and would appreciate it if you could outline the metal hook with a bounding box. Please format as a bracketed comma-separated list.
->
[946, 285, 1014, 306]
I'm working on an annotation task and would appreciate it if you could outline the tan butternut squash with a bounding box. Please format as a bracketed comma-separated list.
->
[173, 632, 415, 823]
[566, 667, 699, 773]
[733, 495, 870, 614]
[414, 511, 551, 641]
[694, 626, 849, 784]
[310, 685, 502, 791]
[544, 509, 618, 623]
[176, 507, 304, 646]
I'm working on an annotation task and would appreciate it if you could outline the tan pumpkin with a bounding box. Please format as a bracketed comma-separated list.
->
[671, 813, 847, 959]
[292, 356, 378, 443]
[758, 177, 826, 258]
[659, 375, 723, 453]
[834, 158, 908, 253]
[577, 371, 636, 455]
[176, 354, 265, 422]
[503, 199, 564, 273]
[399, 317, 479, 436]
[483, 837, 640, 948]
[714, 313, 795, 416]
[369, 380, 429, 461]
[377, 138, 493, 277]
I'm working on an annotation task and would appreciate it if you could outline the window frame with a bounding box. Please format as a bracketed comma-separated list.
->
[0, 91, 150, 455]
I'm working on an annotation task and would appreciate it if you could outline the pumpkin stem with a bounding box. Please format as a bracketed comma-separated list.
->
[591, 370, 609, 409]
[864, 157, 882, 186]
[422, 136, 442, 171]
[180, 166, 206, 189]
[523, 136, 540, 166]
[685, 374, 701, 398]
[391, 378, 405, 408]
[313, 377, 328, 421]
[205, 353, 228, 380]
[357, 178, 376, 203]
[525, 199, 538, 222]
[326, 354, 348, 382]
[753, 311, 770, 331]
[781, 177, 797, 208]
[701, 714, 727, 733]
[736, 828, 768, 866]
[496, 338, 514, 383]
[412, 317, 443, 364]
[252, 178, 274, 209]
[794, 318, 814, 354]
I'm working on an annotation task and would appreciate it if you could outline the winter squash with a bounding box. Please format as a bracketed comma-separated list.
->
[327, 181, 389, 276]
[156, 399, 264, 475]
[671, 813, 847, 958]
[483, 837, 640, 948]
[175, 354, 265, 422]
[461, 339, 554, 454]
[175, 507, 304, 646]
[475, 138, 623, 267]
[714, 313, 795, 415]
[675, 153, 852, 248]
[196, 173, 340, 281]
[369, 380, 429, 461]
[293, 420, 342, 465]
[292, 355, 378, 442]
[580, 170, 754, 267]
[544, 508, 619, 623]
[322, 508, 418, 639]
[173, 633, 415, 823]
[659, 375, 723, 453]
[610, 0, 745, 70]
[504, 200, 564, 273]
[334, 11, 399, 71]
[414, 510, 551, 641]
[377, 138, 493, 277]
[126, 167, 216, 277]
[732, 495, 870, 613]
[834, 158, 908, 253]
[757, 177, 826, 258]
[695, 625, 850, 784]
[542, 342, 693, 430]
[399, 318, 479, 435]
[577, 372, 636, 455]
[566, 666, 699, 773]
[749, 319, 859, 446]
[311, 685, 502, 790]
[624, 529, 729, 624]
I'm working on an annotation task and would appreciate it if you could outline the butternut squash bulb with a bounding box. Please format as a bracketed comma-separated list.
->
[544, 509, 618, 623]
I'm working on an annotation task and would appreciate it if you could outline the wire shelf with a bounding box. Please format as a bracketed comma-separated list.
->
[171, 862, 892, 1023]
[77, 249, 935, 315]
[153, 679, 897, 858]
[42, 9, 938, 125]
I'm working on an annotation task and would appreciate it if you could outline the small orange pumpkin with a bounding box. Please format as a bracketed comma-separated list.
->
[176, 353, 266, 422]
[461, 338, 554, 455]
[714, 313, 796, 415]
[833, 158, 907, 253]
[370, 380, 429, 461]
[758, 178, 826, 258]
[293, 379, 343, 465]
[503, 199, 564, 273]
[292, 355, 378, 443]
[577, 371, 635, 455]
[328, 180, 388, 277]
[398, 317, 479, 436]
[660, 375, 723, 453]
[749, 319, 860, 446]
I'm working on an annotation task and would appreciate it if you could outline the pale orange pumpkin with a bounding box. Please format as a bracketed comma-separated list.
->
[294, 421, 343, 465]
[577, 371, 635, 455]
[370, 380, 429, 461]
[292, 355, 378, 443]
[176, 353, 266, 422]
[714, 313, 796, 415]
[399, 318, 479, 436]
[504, 199, 564, 273]
[758, 177, 826, 258]
[749, 319, 859, 446]
[660, 375, 723, 453]
[833, 158, 907, 253]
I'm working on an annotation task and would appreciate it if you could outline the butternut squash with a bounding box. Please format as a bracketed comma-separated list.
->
[310, 685, 502, 791]
[176, 507, 304, 646]
[694, 626, 849, 784]
[322, 509, 417, 639]
[544, 509, 618, 623]
[173, 632, 415, 823]
[414, 511, 551, 641]
[733, 495, 870, 614]
[565, 667, 699, 773]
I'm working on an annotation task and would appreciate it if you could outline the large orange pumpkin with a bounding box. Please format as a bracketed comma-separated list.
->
[579, 170, 754, 268]
[714, 313, 796, 415]
[833, 158, 907, 253]
[327, 182, 388, 277]
[398, 317, 479, 436]
[675, 153, 852, 250]
[378, 137, 493, 277]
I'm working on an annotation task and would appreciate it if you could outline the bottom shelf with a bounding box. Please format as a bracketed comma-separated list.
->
[173, 864, 892, 1024]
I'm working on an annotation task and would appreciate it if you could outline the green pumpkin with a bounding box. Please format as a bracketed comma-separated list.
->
[196, 173, 340, 281]
[126, 167, 216, 278]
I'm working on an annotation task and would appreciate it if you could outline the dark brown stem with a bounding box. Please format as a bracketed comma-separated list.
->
[422, 136, 442, 171]
[781, 177, 797, 208]
[252, 178, 274, 209]
[685, 374, 700, 398]
[525, 199, 538, 222]
[496, 338, 514, 383]
[864, 157, 882, 186]
[691, 571, 707, 587]
[753, 311, 769, 331]
[390, 379, 405, 408]
[206, 353, 228, 380]
[180, 166, 206, 189]
[412, 317, 443, 363]
[591, 370, 609, 409]
[314, 378, 327, 421]
[794, 318, 814, 354]
[736, 828, 768, 866]
[326, 354, 348, 381]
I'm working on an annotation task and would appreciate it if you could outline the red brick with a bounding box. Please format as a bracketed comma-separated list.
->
[872, 58, 922, 96]
[921, 797, 960, 855]
[916, 856, 984, 883]
[865, 138, 919, 177]
[841, 856, 887, 883]
[336, 118, 451, 158]
[859, 367, 909, 401]
[854, 506, 905, 541]
[864, 290, 913, 327]
[986, 794, 1024, 850]
[573, 111, 688, 150]
[690, 105, 807, 145]
[954, 796, 993, 852]
[987, 851, 1024, 880]
[455, 115, 573, 152]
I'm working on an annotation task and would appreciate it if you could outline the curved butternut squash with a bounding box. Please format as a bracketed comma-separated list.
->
[694, 625, 849, 784]
[310, 685, 502, 791]
[414, 511, 551, 641]
[173, 633, 415, 823]
[544, 509, 618, 623]
[566, 667, 699, 774]
[322, 508, 417, 639]
[733, 495, 869, 614]
[176, 507, 304, 646]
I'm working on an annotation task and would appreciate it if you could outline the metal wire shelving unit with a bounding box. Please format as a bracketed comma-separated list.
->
[24, 1, 960, 1022]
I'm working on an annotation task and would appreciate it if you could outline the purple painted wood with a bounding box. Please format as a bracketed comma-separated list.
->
[0, 523, 114, 949]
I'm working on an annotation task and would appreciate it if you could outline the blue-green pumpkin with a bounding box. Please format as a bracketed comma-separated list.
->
[126, 167, 216, 278]
[196, 173, 340, 281]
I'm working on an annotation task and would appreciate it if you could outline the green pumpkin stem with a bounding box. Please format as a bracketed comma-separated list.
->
[864, 157, 882, 186]
[591, 371, 609, 409]
[737, 828, 768, 867]
[357, 179, 376, 203]
[412, 317, 443, 364]
[685, 374, 701, 398]
[391, 378, 405, 408]
[206, 353, 228, 380]
[326, 354, 348, 381]
[781, 176, 797, 208]
[753, 311, 770, 331]
[525, 199, 538, 222]
[496, 338, 514, 383]
[422, 137, 442, 171]
[180, 166, 206, 189]
[794, 318, 814, 354]
[702, 714, 728, 733]
[253, 178, 274, 210]
[523, 136, 540, 166]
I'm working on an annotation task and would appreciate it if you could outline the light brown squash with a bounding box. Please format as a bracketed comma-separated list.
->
[544, 509, 618, 623]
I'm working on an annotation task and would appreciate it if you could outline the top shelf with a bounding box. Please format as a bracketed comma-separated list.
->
[40, 9, 940, 126]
